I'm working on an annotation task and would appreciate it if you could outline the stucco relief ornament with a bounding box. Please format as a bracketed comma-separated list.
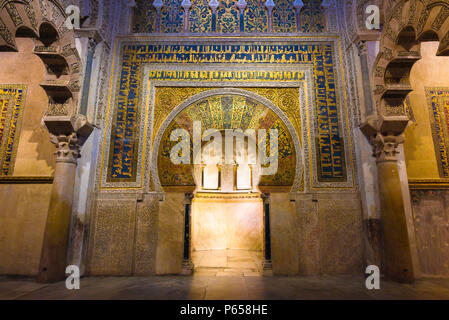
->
[370, 133, 405, 162]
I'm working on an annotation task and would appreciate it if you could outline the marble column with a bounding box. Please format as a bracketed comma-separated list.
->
[181, 0, 192, 33]
[262, 193, 273, 276]
[293, 0, 304, 32]
[79, 38, 97, 116]
[37, 115, 93, 283]
[181, 193, 194, 275]
[265, 0, 275, 33]
[357, 41, 375, 116]
[364, 128, 415, 283]
[373, 133, 415, 282]
[153, 0, 163, 33]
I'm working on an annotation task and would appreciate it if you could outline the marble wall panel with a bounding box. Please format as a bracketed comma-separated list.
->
[317, 194, 364, 275]
[134, 195, 160, 275]
[276, 192, 364, 276]
[0, 183, 52, 275]
[295, 194, 321, 275]
[88, 197, 136, 275]
[270, 193, 299, 275]
[156, 192, 185, 275]
[411, 190, 449, 277]
[191, 195, 263, 251]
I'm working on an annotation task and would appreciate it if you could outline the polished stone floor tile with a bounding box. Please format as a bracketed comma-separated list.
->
[1, 275, 449, 300]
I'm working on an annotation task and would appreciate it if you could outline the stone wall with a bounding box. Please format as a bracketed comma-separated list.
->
[155, 192, 185, 275]
[270, 192, 364, 276]
[405, 42, 449, 179]
[402, 41, 449, 277]
[0, 183, 52, 275]
[87, 192, 189, 276]
[191, 194, 263, 252]
[410, 190, 449, 277]
[0, 38, 55, 276]
[87, 190, 365, 276]
[87, 192, 160, 275]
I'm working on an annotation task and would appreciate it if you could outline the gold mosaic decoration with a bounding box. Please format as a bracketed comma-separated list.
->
[155, 88, 298, 186]
[0, 85, 27, 176]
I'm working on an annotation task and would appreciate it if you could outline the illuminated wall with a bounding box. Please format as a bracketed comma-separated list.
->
[0, 38, 54, 275]
[405, 42, 449, 180]
[404, 42, 449, 277]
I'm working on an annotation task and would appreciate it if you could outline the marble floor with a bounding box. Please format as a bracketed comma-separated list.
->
[192, 249, 263, 277]
[1, 275, 449, 300]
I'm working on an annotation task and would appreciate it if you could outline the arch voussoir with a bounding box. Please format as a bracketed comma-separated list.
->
[1, 0, 83, 117]
[370, 0, 449, 121]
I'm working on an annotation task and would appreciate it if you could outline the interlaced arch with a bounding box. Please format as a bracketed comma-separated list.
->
[0, 0, 83, 116]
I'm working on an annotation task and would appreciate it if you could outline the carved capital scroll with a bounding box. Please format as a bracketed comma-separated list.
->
[50, 132, 81, 164]
[44, 114, 94, 164]
[370, 132, 405, 162]
[360, 114, 410, 163]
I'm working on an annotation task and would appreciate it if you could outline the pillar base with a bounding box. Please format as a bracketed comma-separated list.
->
[262, 260, 273, 276]
[181, 260, 194, 275]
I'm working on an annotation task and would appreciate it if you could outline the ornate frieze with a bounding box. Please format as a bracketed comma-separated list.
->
[132, 0, 325, 33]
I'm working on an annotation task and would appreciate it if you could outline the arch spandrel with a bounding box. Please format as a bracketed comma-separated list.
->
[151, 88, 304, 193]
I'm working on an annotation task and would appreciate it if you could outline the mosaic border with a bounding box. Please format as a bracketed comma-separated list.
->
[98, 37, 355, 192]
[426, 87, 449, 178]
[0, 84, 27, 176]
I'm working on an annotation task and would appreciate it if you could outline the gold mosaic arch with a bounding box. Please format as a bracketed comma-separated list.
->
[371, 0, 449, 119]
[0, 0, 83, 116]
[151, 88, 303, 192]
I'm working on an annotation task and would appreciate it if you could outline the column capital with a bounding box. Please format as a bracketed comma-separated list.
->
[50, 133, 81, 164]
[370, 132, 405, 162]
[87, 37, 98, 53]
[44, 114, 95, 163]
[360, 114, 410, 162]
[261, 193, 271, 204]
[185, 193, 194, 204]
[356, 40, 368, 56]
